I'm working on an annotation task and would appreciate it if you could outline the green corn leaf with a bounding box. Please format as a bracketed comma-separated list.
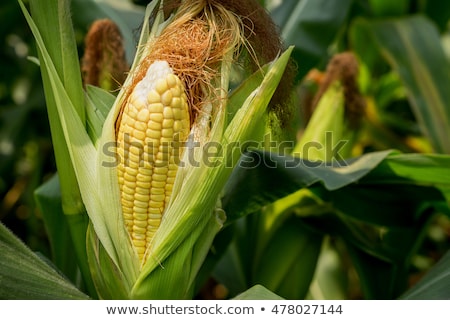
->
[85, 85, 116, 146]
[223, 150, 450, 223]
[34, 176, 95, 297]
[0, 222, 89, 299]
[252, 215, 323, 299]
[212, 225, 249, 297]
[86, 223, 129, 299]
[193, 223, 236, 295]
[20, 0, 113, 258]
[304, 203, 435, 299]
[65, 213, 97, 298]
[232, 285, 284, 300]
[401, 250, 450, 299]
[345, 241, 406, 299]
[34, 174, 78, 285]
[271, 0, 353, 79]
[226, 64, 266, 125]
[306, 239, 348, 300]
[25, 0, 86, 218]
[215, 195, 324, 299]
[223, 150, 448, 261]
[29, 0, 85, 118]
[367, 153, 450, 202]
[359, 16, 450, 153]
[223, 150, 391, 221]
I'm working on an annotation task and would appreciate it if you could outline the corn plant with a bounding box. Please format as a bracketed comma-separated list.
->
[1, 0, 450, 300]
[1, 0, 296, 299]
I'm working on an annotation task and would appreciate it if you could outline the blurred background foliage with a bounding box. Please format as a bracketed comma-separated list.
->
[1, 0, 450, 299]
[0, 0, 51, 255]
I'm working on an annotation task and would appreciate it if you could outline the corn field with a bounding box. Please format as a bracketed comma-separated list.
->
[0, 0, 449, 299]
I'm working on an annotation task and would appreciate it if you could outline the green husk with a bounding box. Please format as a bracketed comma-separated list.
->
[294, 82, 355, 161]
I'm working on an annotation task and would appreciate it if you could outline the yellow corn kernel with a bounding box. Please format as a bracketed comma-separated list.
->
[116, 60, 190, 262]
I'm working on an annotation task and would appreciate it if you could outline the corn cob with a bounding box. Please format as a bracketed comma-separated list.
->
[116, 60, 190, 261]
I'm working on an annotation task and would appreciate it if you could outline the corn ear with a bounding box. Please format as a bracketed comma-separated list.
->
[116, 61, 190, 261]
[294, 52, 364, 162]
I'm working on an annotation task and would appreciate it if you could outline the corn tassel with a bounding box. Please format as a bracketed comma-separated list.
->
[116, 60, 190, 261]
